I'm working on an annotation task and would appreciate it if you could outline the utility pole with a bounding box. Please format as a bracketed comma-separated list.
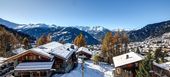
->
[82, 59, 84, 77]
[79, 55, 86, 77]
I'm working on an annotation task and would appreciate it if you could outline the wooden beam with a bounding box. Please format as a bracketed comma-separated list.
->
[5, 50, 51, 62]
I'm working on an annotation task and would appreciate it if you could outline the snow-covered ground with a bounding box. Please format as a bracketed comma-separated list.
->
[52, 60, 114, 77]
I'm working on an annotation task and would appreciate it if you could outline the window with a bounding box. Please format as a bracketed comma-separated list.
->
[25, 56, 28, 60]
[40, 71, 47, 76]
[29, 56, 33, 60]
[38, 56, 41, 60]
[55, 64, 60, 68]
[32, 56, 36, 60]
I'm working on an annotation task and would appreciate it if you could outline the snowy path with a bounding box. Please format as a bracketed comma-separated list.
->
[52, 60, 114, 77]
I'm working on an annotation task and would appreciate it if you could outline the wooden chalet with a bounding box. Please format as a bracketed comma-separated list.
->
[5, 42, 78, 77]
[152, 61, 170, 77]
[76, 47, 92, 59]
[113, 52, 144, 77]
[49, 45, 77, 73]
[6, 49, 54, 77]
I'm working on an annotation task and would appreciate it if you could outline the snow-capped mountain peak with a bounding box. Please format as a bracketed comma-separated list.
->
[75, 26, 112, 41]
[15, 23, 58, 29]
[76, 26, 108, 32]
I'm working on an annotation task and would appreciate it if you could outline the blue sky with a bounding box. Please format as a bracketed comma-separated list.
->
[0, 0, 170, 30]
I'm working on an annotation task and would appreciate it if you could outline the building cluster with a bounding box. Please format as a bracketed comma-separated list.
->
[152, 52, 170, 77]
[129, 32, 170, 54]
[126, 33, 170, 77]
[0, 42, 95, 77]
[0, 39, 170, 77]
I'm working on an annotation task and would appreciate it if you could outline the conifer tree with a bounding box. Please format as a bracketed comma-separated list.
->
[122, 31, 129, 53]
[46, 33, 52, 43]
[36, 34, 51, 46]
[73, 33, 86, 47]
[136, 51, 153, 77]
[22, 37, 30, 49]
[112, 32, 120, 55]
[101, 32, 114, 63]
[0, 27, 18, 57]
[92, 53, 100, 65]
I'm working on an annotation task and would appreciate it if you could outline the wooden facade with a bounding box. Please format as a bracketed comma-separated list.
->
[15, 71, 52, 77]
[5, 50, 77, 77]
[9, 51, 53, 77]
[17, 52, 50, 62]
[114, 62, 139, 77]
[152, 63, 170, 77]
[113, 52, 144, 77]
[54, 52, 77, 73]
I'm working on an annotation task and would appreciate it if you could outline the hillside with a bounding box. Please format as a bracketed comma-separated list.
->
[128, 20, 170, 42]
[0, 24, 35, 41]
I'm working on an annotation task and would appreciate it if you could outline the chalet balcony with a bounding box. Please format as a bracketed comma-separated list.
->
[14, 61, 54, 77]
[0, 62, 14, 76]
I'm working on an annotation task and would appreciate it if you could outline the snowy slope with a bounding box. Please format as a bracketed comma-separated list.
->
[52, 60, 114, 77]
[0, 18, 18, 28]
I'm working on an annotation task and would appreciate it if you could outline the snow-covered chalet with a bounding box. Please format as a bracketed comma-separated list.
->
[5, 42, 78, 77]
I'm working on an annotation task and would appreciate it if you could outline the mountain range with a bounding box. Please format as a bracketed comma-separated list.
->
[0, 18, 170, 44]
[0, 18, 100, 45]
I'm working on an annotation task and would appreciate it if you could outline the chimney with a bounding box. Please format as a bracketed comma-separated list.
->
[126, 55, 129, 59]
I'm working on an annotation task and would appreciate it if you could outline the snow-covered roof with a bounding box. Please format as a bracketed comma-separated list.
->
[6, 42, 63, 61]
[12, 47, 26, 54]
[29, 41, 64, 59]
[50, 45, 74, 60]
[153, 61, 170, 72]
[77, 47, 92, 55]
[64, 43, 78, 50]
[0, 57, 7, 66]
[113, 52, 144, 67]
[6, 42, 75, 62]
[30, 48, 54, 59]
[15, 61, 54, 71]
[35, 41, 63, 53]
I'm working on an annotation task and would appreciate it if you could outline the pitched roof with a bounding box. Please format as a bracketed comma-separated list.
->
[5, 42, 62, 62]
[15, 61, 54, 71]
[0, 57, 7, 66]
[6, 50, 53, 62]
[12, 47, 26, 54]
[30, 41, 64, 59]
[6, 42, 75, 62]
[50, 45, 74, 60]
[153, 61, 170, 72]
[77, 47, 92, 55]
[113, 52, 144, 68]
